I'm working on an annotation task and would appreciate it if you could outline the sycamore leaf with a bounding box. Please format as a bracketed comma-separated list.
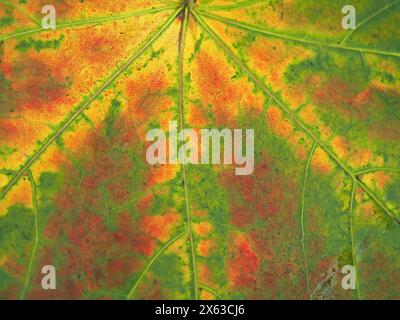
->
[0, 0, 399, 300]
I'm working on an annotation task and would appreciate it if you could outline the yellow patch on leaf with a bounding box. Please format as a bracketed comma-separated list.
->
[197, 239, 215, 257]
[0, 178, 32, 216]
[311, 148, 333, 174]
[331, 136, 349, 159]
[248, 38, 312, 94]
[193, 222, 213, 237]
[200, 289, 215, 300]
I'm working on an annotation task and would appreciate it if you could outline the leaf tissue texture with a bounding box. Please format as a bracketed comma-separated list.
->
[0, 0, 399, 300]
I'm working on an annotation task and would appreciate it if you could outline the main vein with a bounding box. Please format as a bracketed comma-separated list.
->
[197, 10, 400, 58]
[349, 179, 362, 299]
[191, 9, 399, 224]
[19, 170, 39, 300]
[0, 6, 177, 41]
[0, 8, 183, 202]
[200, 0, 265, 11]
[300, 143, 316, 294]
[179, 6, 199, 300]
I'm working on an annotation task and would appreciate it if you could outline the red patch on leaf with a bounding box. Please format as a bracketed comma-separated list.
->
[228, 235, 259, 288]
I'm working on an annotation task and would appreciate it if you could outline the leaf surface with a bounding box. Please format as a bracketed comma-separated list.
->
[0, 0, 399, 300]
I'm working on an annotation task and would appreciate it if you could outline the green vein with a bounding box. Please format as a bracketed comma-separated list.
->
[78, 169, 85, 190]
[126, 231, 186, 300]
[199, 284, 223, 299]
[260, 97, 272, 141]
[300, 142, 316, 295]
[0, 169, 15, 175]
[196, 10, 400, 58]
[0, 5, 177, 41]
[0, 7, 183, 202]
[200, 0, 264, 11]
[191, 9, 399, 224]
[349, 179, 361, 300]
[356, 178, 399, 223]
[355, 167, 400, 176]
[340, 0, 400, 45]
[192, 217, 246, 234]
[210, 221, 245, 234]
[19, 170, 39, 300]
[360, 51, 369, 79]
[179, 5, 198, 300]
[100, 183, 111, 229]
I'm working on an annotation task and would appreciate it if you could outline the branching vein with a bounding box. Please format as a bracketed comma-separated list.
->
[126, 231, 186, 300]
[0, 6, 177, 41]
[197, 10, 400, 58]
[179, 5, 199, 300]
[0, 7, 183, 201]
[192, 9, 399, 224]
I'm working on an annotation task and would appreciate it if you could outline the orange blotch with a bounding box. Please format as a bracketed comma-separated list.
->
[139, 212, 180, 241]
[351, 88, 373, 106]
[188, 103, 208, 127]
[312, 78, 377, 121]
[311, 148, 333, 174]
[137, 193, 154, 213]
[0, 120, 18, 138]
[283, 83, 307, 110]
[4, 258, 25, 278]
[374, 172, 392, 190]
[0, 178, 32, 215]
[299, 104, 318, 124]
[249, 38, 312, 93]
[194, 50, 261, 127]
[313, 78, 353, 107]
[9, 57, 70, 112]
[266, 106, 293, 138]
[148, 164, 179, 187]
[228, 235, 259, 288]
[357, 202, 376, 221]
[349, 149, 373, 168]
[197, 239, 215, 257]
[250, 39, 287, 87]
[231, 205, 255, 228]
[192, 209, 209, 218]
[1, 62, 12, 76]
[267, 106, 282, 126]
[331, 136, 349, 159]
[275, 119, 293, 137]
[364, 172, 392, 190]
[193, 222, 213, 237]
[78, 29, 121, 65]
[0, 119, 46, 157]
[288, 132, 309, 161]
[126, 70, 171, 124]
[200, 290, 215, 300]
[198, 262, 214, 286]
